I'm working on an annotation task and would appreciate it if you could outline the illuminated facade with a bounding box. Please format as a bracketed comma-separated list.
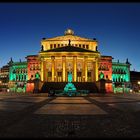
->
[26, 55, 40, 80]
[39, 43, 100, 83]
[8, 59, 27, 92]
[3, 29, 131, 93]
[112, 59, 131, 93]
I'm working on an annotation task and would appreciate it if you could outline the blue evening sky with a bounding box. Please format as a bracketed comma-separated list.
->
[0, 3, 140, 71]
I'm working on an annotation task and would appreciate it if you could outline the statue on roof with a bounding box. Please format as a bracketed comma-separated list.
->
[10, 57, 13, 62]
[126, 58, 130, 64]
[8, 57, 13, 65]
[96, 46, 98, 51]
[68, 39, 71, 46]
[41, 45, 44, 51]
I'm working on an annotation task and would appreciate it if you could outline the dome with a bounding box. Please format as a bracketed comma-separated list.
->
[64, 28, 74, 35]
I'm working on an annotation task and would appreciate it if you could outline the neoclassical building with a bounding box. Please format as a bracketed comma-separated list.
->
[39, 33, 100, 83]
[1, 28, 131, 94]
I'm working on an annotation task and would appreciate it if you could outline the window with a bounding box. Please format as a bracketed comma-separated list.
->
[48, 72, 52, 77]
[83, 44, 85, 48]
[61, 44, 63, 47]
[24, 75, 26, 80]
[88, 72, 91, 77]
[86, 45, 89, 49]
[54, 44, 56, 48]
[106, 75, 108, 79]
[16, 75, 18, 81]
[50, 44, 53, 49]
[22, 75, 24, 81]
[79, 44, 81, 47]
[75, 44, 77, 47]
[57, 72, 62, 77]
[58, 44, 60, 47]
[77, 72, 82, 77]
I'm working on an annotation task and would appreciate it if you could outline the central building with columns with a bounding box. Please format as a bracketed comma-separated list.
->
[7, 28, 130, 93]
[39, 32, 100, 83]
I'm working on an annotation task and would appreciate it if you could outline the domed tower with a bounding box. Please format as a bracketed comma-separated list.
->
[64, 28, 74, 35]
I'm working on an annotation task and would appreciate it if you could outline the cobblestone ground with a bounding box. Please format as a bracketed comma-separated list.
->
[0, 92, 140, 138]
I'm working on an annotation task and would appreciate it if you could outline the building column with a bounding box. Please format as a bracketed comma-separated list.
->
[92, 61, 96, 82]
[95, 58, 99, 81]
[51, 56, 55, 82]
[43, 61, 46, 81]
[40, 58, 44, 81]
[84, 56, 88, 82]
[73, 56, 77, 82]
[91, 61, 94, 82]
[62, 56, 66, 82]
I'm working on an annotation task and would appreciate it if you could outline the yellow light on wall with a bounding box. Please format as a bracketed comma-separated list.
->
[138, 81, 140, 85]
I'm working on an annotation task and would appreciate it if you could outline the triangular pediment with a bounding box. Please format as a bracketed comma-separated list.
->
[44, 35, 94, 41]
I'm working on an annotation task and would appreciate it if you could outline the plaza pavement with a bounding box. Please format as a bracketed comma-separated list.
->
[0, 92, 140, 137]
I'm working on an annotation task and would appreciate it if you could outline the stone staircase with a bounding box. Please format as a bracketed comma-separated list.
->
[40, 82, 99, 94]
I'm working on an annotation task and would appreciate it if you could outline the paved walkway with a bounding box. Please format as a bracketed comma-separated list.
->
[0, 93, 139, 137]
[35, 97, 107, 115]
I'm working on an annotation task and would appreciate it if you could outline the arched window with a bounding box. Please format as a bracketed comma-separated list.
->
[31, 75, 33, 79]
[106, 75, 108, 79]
[24, 75, 26, 81]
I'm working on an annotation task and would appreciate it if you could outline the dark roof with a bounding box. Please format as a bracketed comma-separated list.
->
[130, 71, 140, 76]
[130, 71, 140, 81]
[101, 55, 113, 58]
[26, 55, 38, 57]
[41, 45, 98, 53]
